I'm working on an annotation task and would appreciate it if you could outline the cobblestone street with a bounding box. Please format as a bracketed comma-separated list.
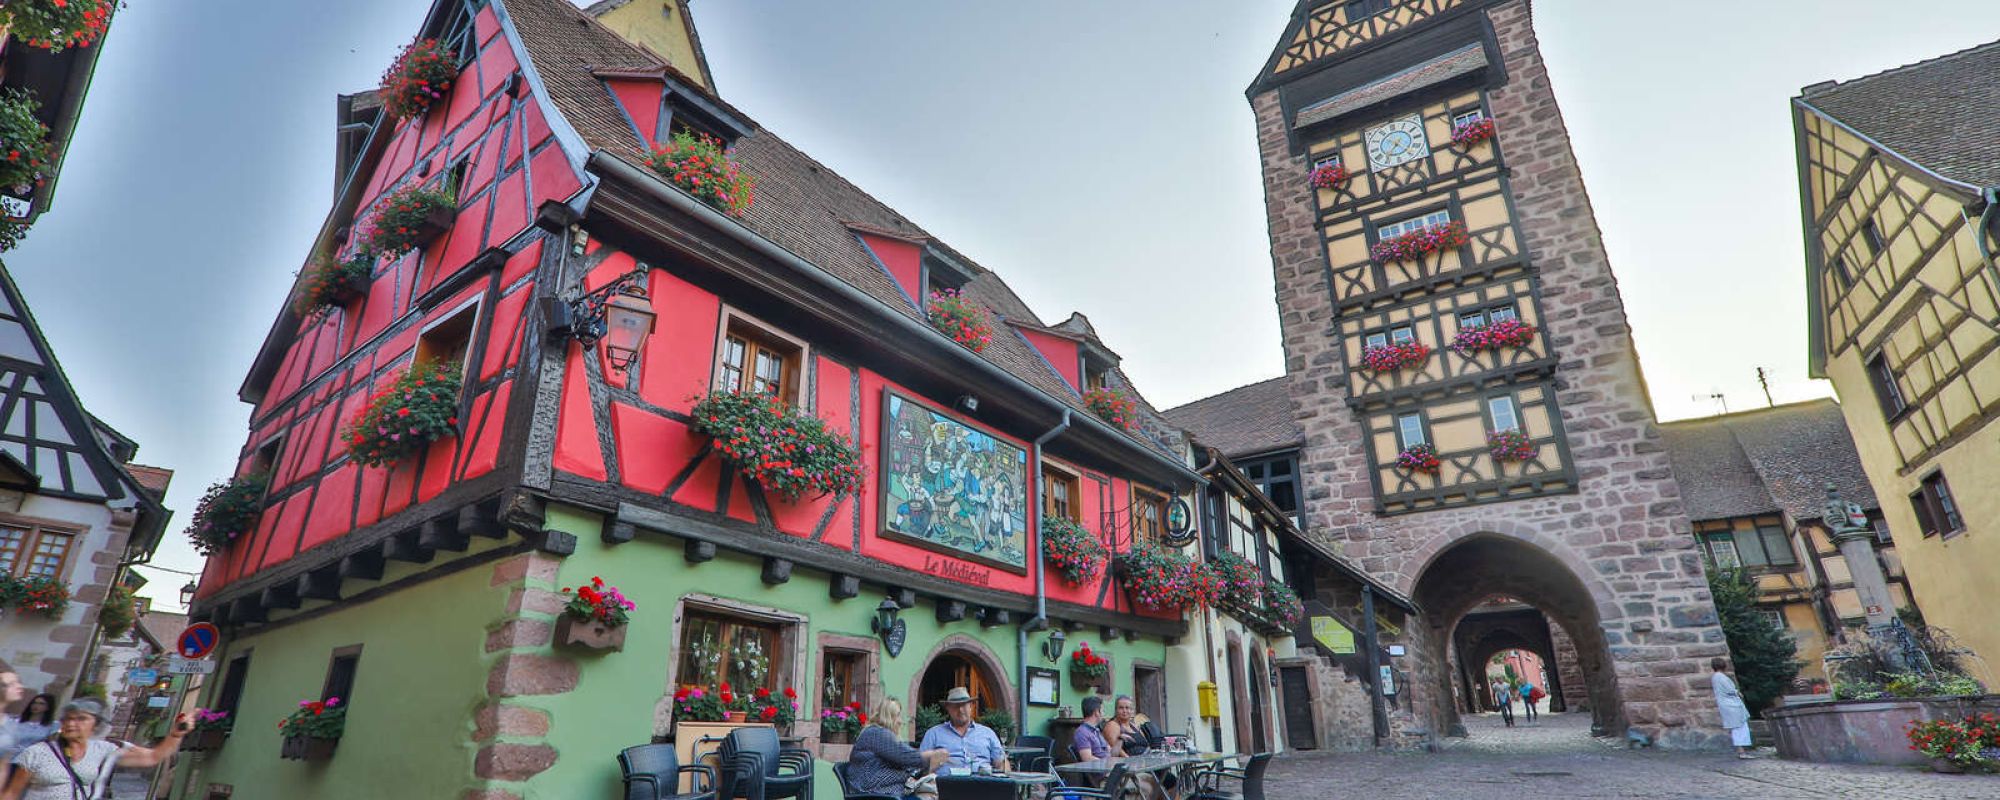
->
[1266, 711, 1997, 799]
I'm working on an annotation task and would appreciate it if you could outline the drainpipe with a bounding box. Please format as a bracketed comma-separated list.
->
[1977, 187, 1999, 306]
[1018, 410, 1072, 724]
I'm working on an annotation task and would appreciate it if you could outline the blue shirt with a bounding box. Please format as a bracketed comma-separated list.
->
[1072, 721, 1110, 761]
[919, 721, 1005, 773]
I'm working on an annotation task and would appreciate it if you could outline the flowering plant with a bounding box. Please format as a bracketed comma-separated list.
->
[718, 682, 751, 713]
[293, 254, 373, 317]
[0, 0, 111, 52]
[1116, 540, 1217, 613]
[1083, 387, 1137, 431]
[1487, 428, 1536, 463]
[560, 576, 635, 627]
[1396, 443, 1441, 474]
[1907, 717, 1991, 767]
[191, 708, 234, 734]
[185, 473, 269, 556]
[1207, 550, 1265, 611]
[0, 575, 67, 619]
[646, 130, 755, 217]
[379, 39, 457, 119]
[1309, 161, 1350, 190]
[278, 697, 346, 740]
[1361, 342, 1430, 373]
[1041, 517, 1106, 585]
[690, 390, 864, 502]
[357, 182, 456, 258]
[0, 89, 53, 195]
[819, 701, 865, 737]
[1370, 221, 1469, 264]
[1262, 581, 1305, 629]
[750, 686, 799, 726]
[1069, 642, 1109, 681]
[926, 289, 993, 352]
[1451, 117, 1497, 148]
[672, 686, 727, 723]
[343, 361, 461, 466]
[1450, 319, 1536, 355]
[97, 584, 136, 638]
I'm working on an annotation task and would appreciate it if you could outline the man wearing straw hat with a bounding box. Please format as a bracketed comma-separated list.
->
[917, 687, 1011, 775]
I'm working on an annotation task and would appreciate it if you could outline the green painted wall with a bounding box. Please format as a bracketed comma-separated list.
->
[171, 546, 511, 799]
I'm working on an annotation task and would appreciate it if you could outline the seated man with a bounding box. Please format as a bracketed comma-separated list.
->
[917, 687, 1011, 774]
[1071, 696, 1112, 763]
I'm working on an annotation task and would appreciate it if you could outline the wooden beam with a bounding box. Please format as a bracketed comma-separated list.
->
[829, 574, 860, 600]
[297, 568, 342, 602]
[891, 588, 917, 609]
[340, 550, 385, 581]
[230, 596, 267, 624]
[419, 516, 470, 553]
[465, 501, 505, 539]
[383, 530, 436, 563]
[936, 601, 966, 623]
[761, 557, 792, 585]
[602, 519, 637, 545]
[535, 529, 577, 556]
[260, 584, 300, 611]
[685, 539, 716, 563]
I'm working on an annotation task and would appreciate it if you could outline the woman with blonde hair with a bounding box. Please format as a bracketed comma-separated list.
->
[3, 698, 188, 800]
[846, 698, 947, 799]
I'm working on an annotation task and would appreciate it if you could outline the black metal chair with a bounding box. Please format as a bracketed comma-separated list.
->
[1191, 752, 1272, 800]
[936, 775, 1017, 800]
[1011, 735, 1054, 773]
[831, 763, 903, 800]
[718, 727, 815, 800]
[1051, 763, 1127, 800]
[619, 744, 718, 800]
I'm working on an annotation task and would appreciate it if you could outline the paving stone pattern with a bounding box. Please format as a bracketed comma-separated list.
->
[1265, 711, 1995, 799]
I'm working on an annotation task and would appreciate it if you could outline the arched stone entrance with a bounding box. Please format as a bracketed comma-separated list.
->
[1412, 534, 1625, 737]
[1454, 600, 1569, 714]
[908, 634, 1013, 719]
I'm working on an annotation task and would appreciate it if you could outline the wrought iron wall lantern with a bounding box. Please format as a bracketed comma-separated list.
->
[1042, 627, 1068, 663]
[872, 597, 908, 657]
[544, 266, 657, 372]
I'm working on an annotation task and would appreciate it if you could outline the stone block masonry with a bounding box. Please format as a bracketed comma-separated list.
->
[1251, 0, 1727, 748]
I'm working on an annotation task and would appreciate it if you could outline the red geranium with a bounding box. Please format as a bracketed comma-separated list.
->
[379, 39, 457, 119]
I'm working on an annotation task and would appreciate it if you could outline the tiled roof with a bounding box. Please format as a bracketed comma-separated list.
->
[1801, 39, 2000, 188]
[1660, 399, 1877, 524]
[1294, 43, 1486, 129]
[1161, 377, 1305, 458]
[505, 0, 1174, 440]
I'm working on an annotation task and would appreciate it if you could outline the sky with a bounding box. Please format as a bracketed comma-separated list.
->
[15, 0, 2000, 611]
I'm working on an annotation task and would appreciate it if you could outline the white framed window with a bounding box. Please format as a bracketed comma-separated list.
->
[1313, 155, 1343, 172]
[1396, 413, 1426, 448]
[1703, 533, 1740, 568]
[1489, 306, 1518, 324]
[1487, 396, 1519, 433]
[1376, 210, 1452, 240]
[1364, 332, 1389, 349]
[1452, 110, 1486, 128]
[1756, 608, 1787, 632]
[1389, 326, 1415, 345]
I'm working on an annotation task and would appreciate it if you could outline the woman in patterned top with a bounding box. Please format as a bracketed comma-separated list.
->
[846, 698, 947, 799]
[2, 699, 187, 800]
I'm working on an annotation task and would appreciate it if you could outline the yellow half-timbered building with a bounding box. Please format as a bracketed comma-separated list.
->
[1791, 39, 2000, 685]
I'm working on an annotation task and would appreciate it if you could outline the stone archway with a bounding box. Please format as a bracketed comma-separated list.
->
[907, 634, 1014, 721]
[1412, 534, 1626, 737]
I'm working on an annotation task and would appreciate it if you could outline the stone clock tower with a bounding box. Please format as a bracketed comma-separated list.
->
[1248, 0, 1728, 747]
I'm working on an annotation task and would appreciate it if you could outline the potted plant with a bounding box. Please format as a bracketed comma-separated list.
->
[672, 686, 727, 725]
[378, 38, 457, 119]
[0, 575, 68, 620]
[720, 683, 751, 723]
[1451, 117, 1497, 149]
[1370, 221, 1470, 265]
[1396, 443, 1441, 475]
[1309, 160, 1350, 191]
[184, 709, 233, 752]
[0, 89, 53, 196]
[1361, 341, 1431, 373]
[645, 130, 756, 217]
[1116, 541, 1215, 613]
[555, 576, 635, 652]
[278, 697, 344, 761]
[0, 0, 111, 52]
[1487, 428, 1536, 463]
[689, 390, 864, 502]
[926, 288, 993, 352]
[1207, 550, 1264, 614]
[1042, 517, 1107, 585]
[185, 473, 268, 556]
[293, 254, 373, 318]
[818, 701, 863, 744]
[342, 361, 461, 467]
[1907, 718, 1986, 773]
[1082, 387, 1137, 431]
[1069, 643, 1109, 691]
[356, 181, 456, 259]
[749, 686, 798, 732]
[912, 703, 946, 737]
[1450, 318, 1537, 355]
[97, 584, 136, 638]
[1262, 581, 1305, 630]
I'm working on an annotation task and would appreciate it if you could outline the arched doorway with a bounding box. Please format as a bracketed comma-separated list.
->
[1225, 637, 1250, 752]
[1247, 649, 1271, 754]
[1412, 534, 1624, 737]
[909, 635, 1013, 722]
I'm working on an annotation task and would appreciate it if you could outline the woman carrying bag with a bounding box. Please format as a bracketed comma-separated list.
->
[1, 699, 188, 800]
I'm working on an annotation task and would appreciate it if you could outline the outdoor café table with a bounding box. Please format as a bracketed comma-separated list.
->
[1055, 753, 1241, 800]
[1005, 745, 1046, 763]
[938, 769, 1059, 799]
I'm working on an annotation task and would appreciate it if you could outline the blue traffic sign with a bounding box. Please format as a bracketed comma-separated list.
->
[127, 668, 159, 685]
[177, 622, 220, 659]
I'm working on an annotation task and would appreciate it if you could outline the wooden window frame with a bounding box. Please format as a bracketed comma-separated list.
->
[1344, 0, 1392, 21]
[1131, 486, 1168, 544]
[1312, 155, 1343, 174]
[1375, 209, 1453, 241]
[1388, 325, 1415, 345]
[1483, 394, 1520, 434]
[320, 644, 363, 703]
[1363, 331, 1389, 350]
[0, 516, 82, 581]
[1701, 531, 1741, 569]
[712, 307, 810, 409]
[671, 596, 805, 696]
[1913, 471, 1963, 539]
[1451, 109, 1486, 128]
[1864, 349, 1907, 421]
[1750, 522, 1797, 567]
[213, 651, 253, 719]
[1860, 219, 1886, 257]
[415, 296, 484, 382]
[1830, 255, 1853, 290]
[1394, 411, 1427, 449]
[811, 633, 881, 720]
[1042, 462, 1082, 524]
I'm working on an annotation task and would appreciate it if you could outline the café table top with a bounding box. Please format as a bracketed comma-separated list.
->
[1053, 752, 1240, 775]
[937, 770, 1061, 785]
[1004, 746, 1046, 758]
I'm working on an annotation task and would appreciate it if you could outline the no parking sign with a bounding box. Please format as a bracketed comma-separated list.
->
[177, 622, 220, 659]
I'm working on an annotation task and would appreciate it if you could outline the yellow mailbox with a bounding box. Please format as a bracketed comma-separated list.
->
[1197, 680, 1219, 719]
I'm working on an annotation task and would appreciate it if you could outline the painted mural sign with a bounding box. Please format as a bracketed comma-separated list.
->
[882, 391, 1029, 572]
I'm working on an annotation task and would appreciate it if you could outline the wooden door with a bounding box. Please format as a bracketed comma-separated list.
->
[1280, 666, 1316, 750]
[1134, 665, 1165, 725]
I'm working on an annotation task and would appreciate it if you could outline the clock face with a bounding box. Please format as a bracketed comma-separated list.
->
[1365, 114, 1430, 171]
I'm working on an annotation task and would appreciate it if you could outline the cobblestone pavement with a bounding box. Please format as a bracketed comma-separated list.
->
[1265, 711, 1999, 799]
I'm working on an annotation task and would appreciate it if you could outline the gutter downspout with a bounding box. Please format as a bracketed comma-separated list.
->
[1978, 188, 1999, 308]
[1019, 410, 1071, 724]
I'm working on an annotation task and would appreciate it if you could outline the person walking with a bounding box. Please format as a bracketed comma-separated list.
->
[1711, 658, 1754, 759]
[1489, 678, 1514, 727]
[2, 698, 188, 800]
[1518, 679, 1539, 722]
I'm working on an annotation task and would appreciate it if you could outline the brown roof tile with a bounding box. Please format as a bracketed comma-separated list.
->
[1660, 399, 1877, 523]
[1162, 377, 1305, 458]
[1801, 39, 2000, 188]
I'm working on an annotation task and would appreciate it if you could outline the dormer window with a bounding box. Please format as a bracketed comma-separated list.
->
[922, 246, 977, 300]
[1344, 0, 1392, 21]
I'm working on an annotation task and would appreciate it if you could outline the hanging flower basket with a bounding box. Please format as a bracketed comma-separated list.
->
[1450, 319, 1536, 355]
[0, 0, 112, 52]
[1361, 342, 1430, 373]
[342, 361, 462, 467]
[97, 584, 136, 638]
[646, 130, 756, 217]
[1207, 550, 1264, 613]
[0, 89, 53, 196]
[1261, 581, 1304, 630]
[185, 474, 269, 556]
[357, 182, 456, 259]
[1041, 517, 1106, 585]
[1395, 443, 1441, 474]
[1069, 643, 1110, 690]
[556, 576, 635, 652]
[0, 575, 67, 620]
[1309, 161, 1350, 190]
[1370, 221, 1469, 264]
[1487, 428, 1536, 463]
[1082, 387, 1137, 431]
[293, 254, 373, 317]
[689, 390, 864, 503]
[1116, 541, 1216, 613]
[379, 38, 457, 119]
[926, 288, 993, 352]
[1451, 117, 1497, 148]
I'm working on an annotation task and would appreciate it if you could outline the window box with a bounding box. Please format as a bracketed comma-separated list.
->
[1361, 341, 1431, 373]
[279, 735, 339, 761]
[555, 614, 627, 652]
[647, 130, 756, 217]
[1309, 160, 1350, 190]
[0, 575, 68, 620]
[926, 288, 993, 352]
[278, 697, 343, 761]
[342, 360, 463, 467]
[1069, 643, 1111, 693]
[1450, 319, 1536, 355]
[1371, 221, 1469, 264]
[357, 183, 456, 259]
[0, 0, 110, 52]
[1450, 117, 1496, 148]
[1041, 517, 1106, 585]
[293, 255, 373, 318]
[182, 729, 229, 753]
[1083, 387, 1137, 431]
[1395, 444, 1440, 474]
[1115, 541, 1214, 613]
[379, 39, 457, 119]
[689, 390, 864, 502]
[1487, 429, 1536, 462]
[556, 576, 634, 652]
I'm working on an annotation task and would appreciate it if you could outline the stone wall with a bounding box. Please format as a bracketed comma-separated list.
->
[1549, 619, 1589, 712]
[1250, 0, 1727, 748]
